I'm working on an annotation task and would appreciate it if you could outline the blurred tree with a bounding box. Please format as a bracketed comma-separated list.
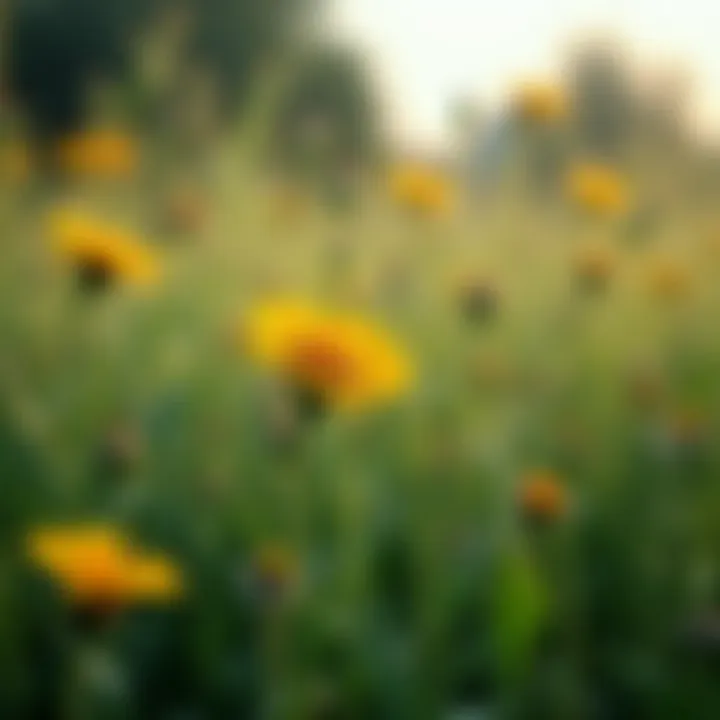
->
[636, 64, 691, 149]
[566, 40, 635, 159]
[271, 44, 381, 178]
[7, 0, 146, 144]
[186, 0, 319, 121]
[6, 0, 320, 144]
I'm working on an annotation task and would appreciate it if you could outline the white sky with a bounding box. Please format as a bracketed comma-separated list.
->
[330, 0, 720, 150]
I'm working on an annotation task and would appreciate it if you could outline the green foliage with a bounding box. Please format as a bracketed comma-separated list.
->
[0, 109, 720, 716]
[491, 547, 549, 684]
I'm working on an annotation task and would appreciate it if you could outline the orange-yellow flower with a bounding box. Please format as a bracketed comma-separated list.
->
[390, 163, 454, 217]
[124, 554, 184, 600]
[567, 163, 629, 216]
[243, 299, 414, 412]
[56, 130, 138, 178]
[648, 258, 690, 301]
[49, 208, 161, 290]
[513, 81, 568, 123]
[26, 524, 183, 609]
[519, 470, 568, 522]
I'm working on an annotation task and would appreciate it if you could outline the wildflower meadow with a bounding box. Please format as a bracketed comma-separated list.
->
[1, 4, 720, 718]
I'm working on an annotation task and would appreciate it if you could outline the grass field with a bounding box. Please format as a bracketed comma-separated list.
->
[1, 143, 720, 718]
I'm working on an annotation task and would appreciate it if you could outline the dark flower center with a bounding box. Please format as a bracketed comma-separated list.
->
[293, 384, 328, 421]
[72, 599, 120, 635]
[462, 285, 498, 322]
[77, 258, 114, 293]
[289, 336, 355, 392]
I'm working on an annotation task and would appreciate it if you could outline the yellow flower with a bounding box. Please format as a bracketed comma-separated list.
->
[26, 524, 183, 609]
[390, 163, 454, 218]
[56, 129, 138, 178]
[513, 81, 568, 123]
[125, 554, 184, 600]
[649, 258, 690, 301]
[567, 163, 629, 216]
[519, 470, 568, 523]
[49, 209, 161, 290]
[243, 300, 414, 412]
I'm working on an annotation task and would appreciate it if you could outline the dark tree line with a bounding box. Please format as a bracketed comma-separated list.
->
[5, 0, 324, 140]
[7, 0, 154, 140]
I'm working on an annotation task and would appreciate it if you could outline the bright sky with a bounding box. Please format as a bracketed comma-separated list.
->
[330, 0, 720, 150]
